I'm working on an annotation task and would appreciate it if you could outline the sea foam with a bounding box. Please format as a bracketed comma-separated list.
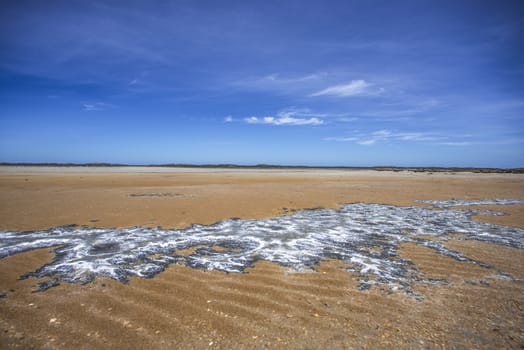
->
[0, 199, 523, 295]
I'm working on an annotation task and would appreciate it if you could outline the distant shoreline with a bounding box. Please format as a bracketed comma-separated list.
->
[0, 162, 522, 173]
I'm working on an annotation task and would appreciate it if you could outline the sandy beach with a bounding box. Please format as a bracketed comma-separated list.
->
[1, 166, 523, 349]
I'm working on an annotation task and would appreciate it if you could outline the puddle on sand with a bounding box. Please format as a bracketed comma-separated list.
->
[0, 199, 523, 297]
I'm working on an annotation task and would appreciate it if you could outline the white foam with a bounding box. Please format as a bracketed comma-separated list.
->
[0, 199, 523, 294]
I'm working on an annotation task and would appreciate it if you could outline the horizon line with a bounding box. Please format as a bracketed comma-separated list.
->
[1, 162, 523, 173]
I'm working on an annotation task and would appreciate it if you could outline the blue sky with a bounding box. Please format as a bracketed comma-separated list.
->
[1, 0, 523, 167]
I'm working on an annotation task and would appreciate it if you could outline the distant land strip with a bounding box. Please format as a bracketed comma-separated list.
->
[1, 162, 523, 173]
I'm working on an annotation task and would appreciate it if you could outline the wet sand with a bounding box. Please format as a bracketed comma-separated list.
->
[0, 167, 523, 349]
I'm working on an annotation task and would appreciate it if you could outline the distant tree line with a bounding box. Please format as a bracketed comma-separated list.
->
[0, 162, 522, 173]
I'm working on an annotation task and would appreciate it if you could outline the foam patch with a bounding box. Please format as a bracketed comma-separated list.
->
[1, 199, 522, 296]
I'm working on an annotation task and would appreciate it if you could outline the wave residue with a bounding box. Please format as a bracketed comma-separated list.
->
[0, 199, 523, 295]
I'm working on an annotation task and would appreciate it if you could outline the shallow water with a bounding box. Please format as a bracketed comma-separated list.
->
[0, 199, 523, 295]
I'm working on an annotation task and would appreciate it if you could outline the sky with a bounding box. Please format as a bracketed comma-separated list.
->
[1, 0, 523, 167]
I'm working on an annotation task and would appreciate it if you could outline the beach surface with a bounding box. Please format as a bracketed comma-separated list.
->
[0, 166, 523, 349]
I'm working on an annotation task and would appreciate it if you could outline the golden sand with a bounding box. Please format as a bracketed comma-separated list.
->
[0, 167, 523, 349]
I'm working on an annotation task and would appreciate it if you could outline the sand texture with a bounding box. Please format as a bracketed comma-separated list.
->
[0, 167, 523, 349]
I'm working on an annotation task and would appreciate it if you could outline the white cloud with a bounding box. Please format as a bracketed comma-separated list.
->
[232, 72, 327, 94]
[82, 102, 113, 111]
[311, 80, 374, 97]
[369, 130, 443, 143]
[264, 73, 325, 83]
[275, 106, 353, 120]
[372, 130, 392, 137]
[244, 116, 323, 126]
[336, 117, 359, 122]
[323, 137, 359, 142]
[433, 138, 524, 147]
[239, 106, 360, 127]
[358, 139, 377, 145]
[276, 106, 330, 119]
[363, 99, 440, 119]
[250, 73, 326, 85]
[437, 142, 474, 146]
[325, 129, 444, 146]
[242, 106, 327, 126]
[224, 116, 234, 122]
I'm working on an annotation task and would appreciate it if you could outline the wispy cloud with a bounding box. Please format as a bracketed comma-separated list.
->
[241, 107, 330, 126]
[362, 98, 440, 119]
[358, 139, 377, 145]
[224, 115, 234, 123]
[262, 73, 325, 83]
[82, 102, 113, 111]
[436, 141, 474, 146]
[245, 116, 323, 126]
[324, 137, 359, 142]
[434, 138, 524, 147]
[311, 80, 380, 97]
[325, 129, 445, 145]
[231, 72, 327, 95]
[277, 106, 355, 120]
[336, 117, 359, 122]
[244, 73, 326, 86]
[277, 106, 327, 118]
